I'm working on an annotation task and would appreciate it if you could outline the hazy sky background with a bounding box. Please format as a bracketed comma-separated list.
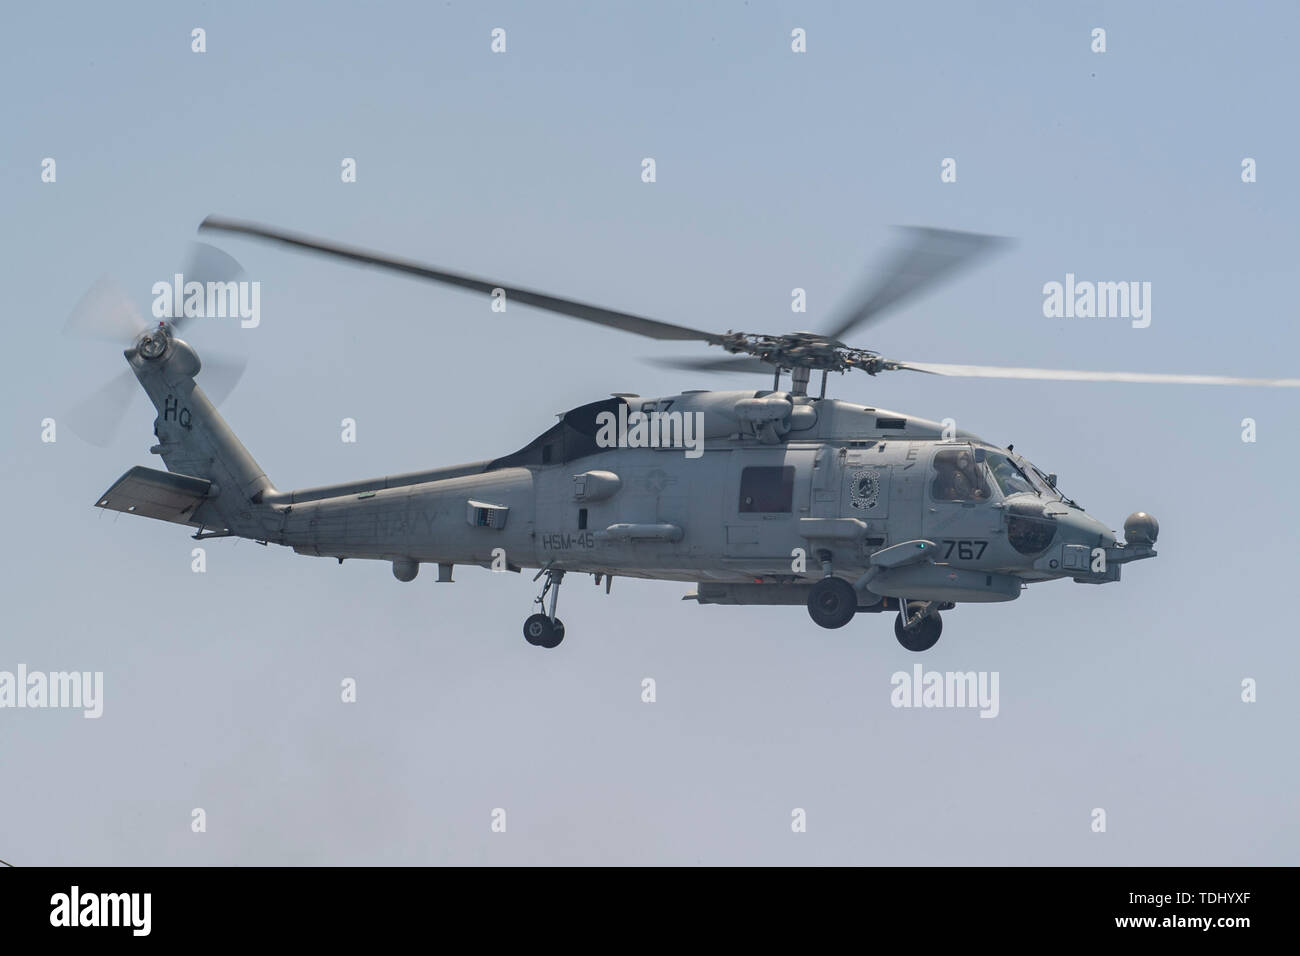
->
[3, 0, 1297, 864]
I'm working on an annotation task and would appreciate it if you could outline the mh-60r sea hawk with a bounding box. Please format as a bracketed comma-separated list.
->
[76, 220, 1299, 651]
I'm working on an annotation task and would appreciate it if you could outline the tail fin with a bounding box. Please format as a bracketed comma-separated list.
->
[126, 334, 276, 530]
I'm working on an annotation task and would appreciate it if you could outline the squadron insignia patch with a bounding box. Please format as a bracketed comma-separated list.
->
[849, 469, 880, 510]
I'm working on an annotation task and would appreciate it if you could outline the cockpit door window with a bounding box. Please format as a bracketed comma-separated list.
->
[930, 447, 992, 502]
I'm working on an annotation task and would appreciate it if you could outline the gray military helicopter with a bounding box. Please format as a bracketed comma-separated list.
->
[82, 219, 1299, 651]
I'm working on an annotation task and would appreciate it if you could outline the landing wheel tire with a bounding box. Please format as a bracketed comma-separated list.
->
[807, 577, 858, 629]
[524, 613, 559, 647]
[540, 618, 565, 649]
[895, 602, 943, 652]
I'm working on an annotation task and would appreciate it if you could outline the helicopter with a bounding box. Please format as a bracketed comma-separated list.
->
[80, 219, 1300, 651]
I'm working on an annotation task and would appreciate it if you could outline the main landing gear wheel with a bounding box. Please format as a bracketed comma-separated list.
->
[895, 601, 943, 652]
[524, 566, 567, 648]
[523, 613, 565, 648]
[807, 577, 858, 629]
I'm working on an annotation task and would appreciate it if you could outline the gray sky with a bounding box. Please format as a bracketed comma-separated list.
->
[3, 0, 1297, 864]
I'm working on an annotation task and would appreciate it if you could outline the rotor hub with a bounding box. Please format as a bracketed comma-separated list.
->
[717, 331, 896, 375]
[137, 324, 170, 360]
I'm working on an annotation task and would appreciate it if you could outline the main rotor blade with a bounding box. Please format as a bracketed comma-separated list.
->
[63, 277, 148, 343]
[890, 361, 1300, 388]
[652, 355, 771, 374]
[824, 227, 1010, 342]
[199, 216, 724, 344]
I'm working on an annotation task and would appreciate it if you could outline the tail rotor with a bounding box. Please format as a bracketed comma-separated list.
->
[62, 243, 251, 446]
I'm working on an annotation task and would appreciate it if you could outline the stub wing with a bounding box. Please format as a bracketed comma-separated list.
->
[95, 466, 213, 526]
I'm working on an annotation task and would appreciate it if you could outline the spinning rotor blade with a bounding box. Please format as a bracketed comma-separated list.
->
[172, 242, 247, 335]
[62, 278, 148, 446]
[195, 350, 250, 406]
[63, 350, 248, 447]
[888, 361, 1300, 388]
[65, 369, 138, 447]
[200, 215, 724, 344]
[823, 227, 1010, 342]
[63, 242, 250, 446]
[653, 355, 771, 374]
[63, 277, 148, 343]
[184, 241, 245, 286]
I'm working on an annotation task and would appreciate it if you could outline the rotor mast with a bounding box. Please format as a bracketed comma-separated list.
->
[772, 365, 828, 398]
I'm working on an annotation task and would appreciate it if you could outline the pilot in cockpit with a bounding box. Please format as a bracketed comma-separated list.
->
[933, 449, 989, 501]
[953, 452, 988, 501]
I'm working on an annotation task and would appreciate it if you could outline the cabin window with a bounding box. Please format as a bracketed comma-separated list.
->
[739, 466, 794, 513]
[578, 508, 588, 530]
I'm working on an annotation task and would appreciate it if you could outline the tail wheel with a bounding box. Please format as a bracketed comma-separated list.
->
[895, 602, 943, 652]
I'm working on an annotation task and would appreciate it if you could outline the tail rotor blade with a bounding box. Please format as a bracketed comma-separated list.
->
[64, 247, 250, 447]
[63, 277, 148, 343]
[65, 369, 138, 447]
[196, 350, 249, 406]
[184, 241, 245, 286]
[172, 243, 246, 335]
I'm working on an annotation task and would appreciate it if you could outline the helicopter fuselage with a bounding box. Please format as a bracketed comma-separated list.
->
[270, 390, 1147, 598]
[96, 334, 1159, 649]
[121, 343, 1150, 601]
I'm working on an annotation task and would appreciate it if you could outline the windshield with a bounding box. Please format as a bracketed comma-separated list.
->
[1024, 460, 1081, 507]
[1024, 463, 1059, 497]
[984, 452, 1036, 497]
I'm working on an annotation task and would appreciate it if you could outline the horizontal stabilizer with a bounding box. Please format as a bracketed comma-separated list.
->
[95, 466, 213, 526]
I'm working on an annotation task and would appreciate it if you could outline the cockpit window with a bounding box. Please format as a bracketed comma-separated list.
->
[931, 448, 991, 502]
[1024, 466, 1056, 498]
[984, 452, 1036, 497]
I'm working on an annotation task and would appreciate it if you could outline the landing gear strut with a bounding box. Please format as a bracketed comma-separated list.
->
[894, 599, 943, 652]
[523, 567, 566, 648]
